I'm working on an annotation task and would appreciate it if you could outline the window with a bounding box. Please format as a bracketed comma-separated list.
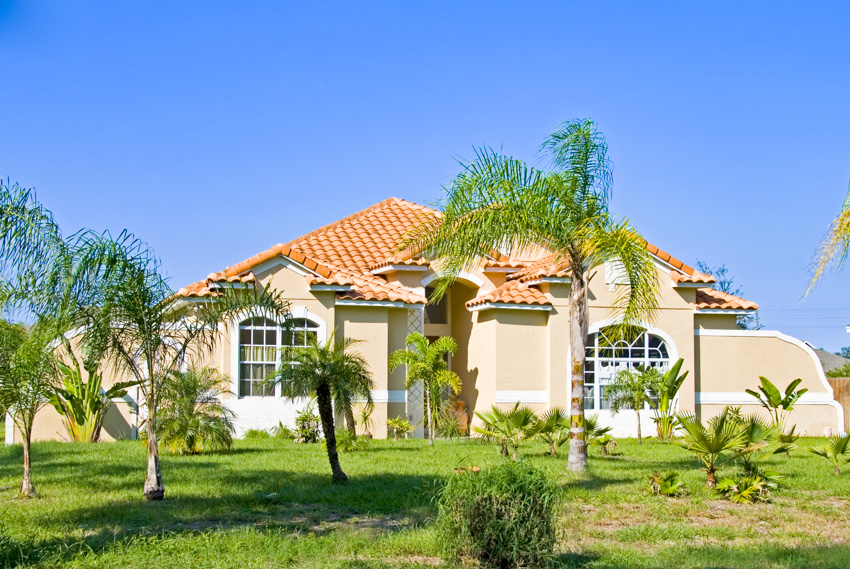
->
[238, 316, 320, 397]
[583, 327, 670, 410]
[424, 286, 447, 324]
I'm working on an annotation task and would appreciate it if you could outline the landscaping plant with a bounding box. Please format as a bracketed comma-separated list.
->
[436, 460, 558, 569]
[715, 473, 773, 504]
[584, 412, 613, 442]
[810, 434, 850, 475]
[608, 364, 661, 444]
[745, 376, 808, 433]
[49, 362, 138, 443]
[648, 357, 688, 440]
[402, 120, 661, 471]
[357, 402, 374, 439]
[389, 333, 461, 446]
[294, 404, 321, 443]
[675, 408, 745, 487]
[152, 367, 236, 455]
[474, 403, 537, 460]
[529, 406, 571, 457]
[591, 433, 619, 456]
[271, 332, 373, 483]
[387, 417, 413, 440]
[648, 470, 685, 497]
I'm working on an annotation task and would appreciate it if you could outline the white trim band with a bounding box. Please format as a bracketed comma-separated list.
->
[696, 392, 838, 405]
[370, 390, 407, 403]
[495, 390, 547, 404]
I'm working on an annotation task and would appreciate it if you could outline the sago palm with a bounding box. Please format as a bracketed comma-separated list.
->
[403, 120, 660, 471]
[389, 333, 460, 446]
[474, 403, 538, 460]
[271, 332, 373, 484]
[154, 367, 236, 455]
[675, 408, 746, 487]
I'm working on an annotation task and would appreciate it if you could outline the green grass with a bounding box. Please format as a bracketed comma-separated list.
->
[2, 436, 850, 568]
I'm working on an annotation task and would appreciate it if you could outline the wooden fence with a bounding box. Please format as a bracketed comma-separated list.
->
[827, 378, 850, 432]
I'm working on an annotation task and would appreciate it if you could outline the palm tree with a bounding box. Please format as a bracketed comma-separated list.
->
[270, 332, 373, 483]
[403, 120, 660, 471]
[675, 408, 746, 487]
[529, 407, 571, 457]
[810, 434, 850, 475]
[389, 333, 461, 446]
[474, 403, 538, 460]
[807, 181, 850, 293]
[608, 365, 661, 444]
[0, 321, 57, 497]
[154, 367, 236, 455]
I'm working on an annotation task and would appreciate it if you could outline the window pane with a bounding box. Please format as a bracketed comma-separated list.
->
[253, 329, 264, 344]
[240, 328, 251, 344]
[266, 328, 277, 345]
[265, 346, 277, 361]
[240, 380, 251, 397]
[584, 385, 595, 409]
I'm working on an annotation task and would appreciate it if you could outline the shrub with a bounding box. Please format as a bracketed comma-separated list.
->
[436, 460, 558, 569]
[810, 434, 850, 475]
[715, 473, 773, 503]
[243, 428, 271, 440]
[294, 405, 321, 443]
[387, 417, 413, 440]
[648, 470, 685, 497]
[333, 428, 368, 452]
[272, 421, 295, 440]
[591, 434, 619, 456]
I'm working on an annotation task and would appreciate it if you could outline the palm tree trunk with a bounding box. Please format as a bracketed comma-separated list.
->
[344, 405, 357, 440]
[143, 410, 164, 501]
[635, 409, 642, 445]
[705, 467, 716, 488]
[567, 264, 589, 471]
[835, 464, 841, 476]
[316, 382, 348, 484]
[20, 426, 35, 498]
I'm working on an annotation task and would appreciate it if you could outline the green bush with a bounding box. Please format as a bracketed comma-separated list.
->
[648, 470, 685, 497]
[333, 428, 368, 452]
[243, 429, 271, 440]
[436, 460, 558, 569]
[294, 406, 321, 443]
[272, 422, 296, 440]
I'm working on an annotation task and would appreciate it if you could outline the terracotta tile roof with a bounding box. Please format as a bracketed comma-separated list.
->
[695, 288, 759, 310]
[643, 242, 696, 275]
[309, 275, 355, 287]
[337, 273, 427, 303]
[369, 256, 431, 271]
[177, 272, 256, 298]
[671, 272, 716, 285]
[465, 280, 551, 308]
[507, 254, 571, 282]
[483, 259, 526, 270]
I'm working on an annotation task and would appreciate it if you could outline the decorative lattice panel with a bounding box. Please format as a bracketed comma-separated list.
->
[406, 307, 425, 438]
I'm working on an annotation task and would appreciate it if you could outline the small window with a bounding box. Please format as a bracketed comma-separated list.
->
[238, 317, 277, 397]
[424, 286, 447, 324]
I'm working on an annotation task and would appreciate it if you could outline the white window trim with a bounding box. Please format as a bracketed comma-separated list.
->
[230, 306, 327, 399]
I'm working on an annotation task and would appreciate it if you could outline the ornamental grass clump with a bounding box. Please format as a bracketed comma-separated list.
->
[436, 460, 558, 569]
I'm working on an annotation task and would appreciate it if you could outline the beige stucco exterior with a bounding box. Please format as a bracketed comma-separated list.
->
[9, 238, 844, 446]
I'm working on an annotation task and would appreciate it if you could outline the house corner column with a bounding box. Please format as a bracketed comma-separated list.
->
[5, 412, 15, 445]
[406, 307, 426, 439]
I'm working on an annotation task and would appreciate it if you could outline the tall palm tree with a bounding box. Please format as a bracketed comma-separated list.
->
[808, 181, 850, 293]
[271, 332, 373, 484]
[389, 333, 461, 446]
[403, 120, 660, 470]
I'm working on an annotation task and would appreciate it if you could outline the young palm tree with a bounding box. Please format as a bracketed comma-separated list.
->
[529, 406, 571, 457]
[154, 367, 236, 455]
[810, 434, 850, 475]
[648, 358, 688, 440]
[271, 332, 373, 483]
[403, 120, 660, 471]
[0, 322, 58, 497]
[675, 408, 746, 487]
[608, 365, 661, 444]
[474, 403, 538, 460]
[389, 333, 461, 446]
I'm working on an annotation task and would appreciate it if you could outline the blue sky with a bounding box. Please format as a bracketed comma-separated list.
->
[2, 2, 849, 350]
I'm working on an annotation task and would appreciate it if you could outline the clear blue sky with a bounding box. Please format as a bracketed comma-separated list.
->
[2, 2, 849, 350]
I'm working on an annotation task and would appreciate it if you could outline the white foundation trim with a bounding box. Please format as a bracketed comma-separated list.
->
[694, 328, 844, 432]
[495, 390, 547, 404]
[370, 390, 407, 403]
[468, 303, 553, 312]
[5, 413, 14, 445]
[696, 392, 839, 405]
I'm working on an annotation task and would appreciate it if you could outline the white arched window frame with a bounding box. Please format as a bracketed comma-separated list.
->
[230, 306, 327, 398]
[583, 320, 678, 411]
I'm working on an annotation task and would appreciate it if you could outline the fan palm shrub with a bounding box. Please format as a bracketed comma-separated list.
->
[647, 471, 685, 497]
[389, 333, 461, 446]
[270, 332, 373, 484]
[715, 473, 773, 504]
[152, 367, 235, 455]
[733, 414, 795, 472]
[584, 412, 613, 442]
[649, 357, 688, 440]
[810, 434, 850, 475]
[675, 408, 746, 487]
[474, 403, 538, 460]
[402, 120, 661, 471]
[529, 407, 570, 457]
[591, 434, 619, 456]
[608, 364, 660, 444]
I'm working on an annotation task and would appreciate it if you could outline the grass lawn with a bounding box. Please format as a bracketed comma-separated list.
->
[2, 435, 850, 568]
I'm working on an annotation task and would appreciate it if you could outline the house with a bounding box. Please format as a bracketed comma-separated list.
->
[7, 197, 843, 444]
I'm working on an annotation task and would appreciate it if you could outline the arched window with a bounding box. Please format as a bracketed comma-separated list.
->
[238, 317, 320, 397]
[583, 327, 670, 410]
